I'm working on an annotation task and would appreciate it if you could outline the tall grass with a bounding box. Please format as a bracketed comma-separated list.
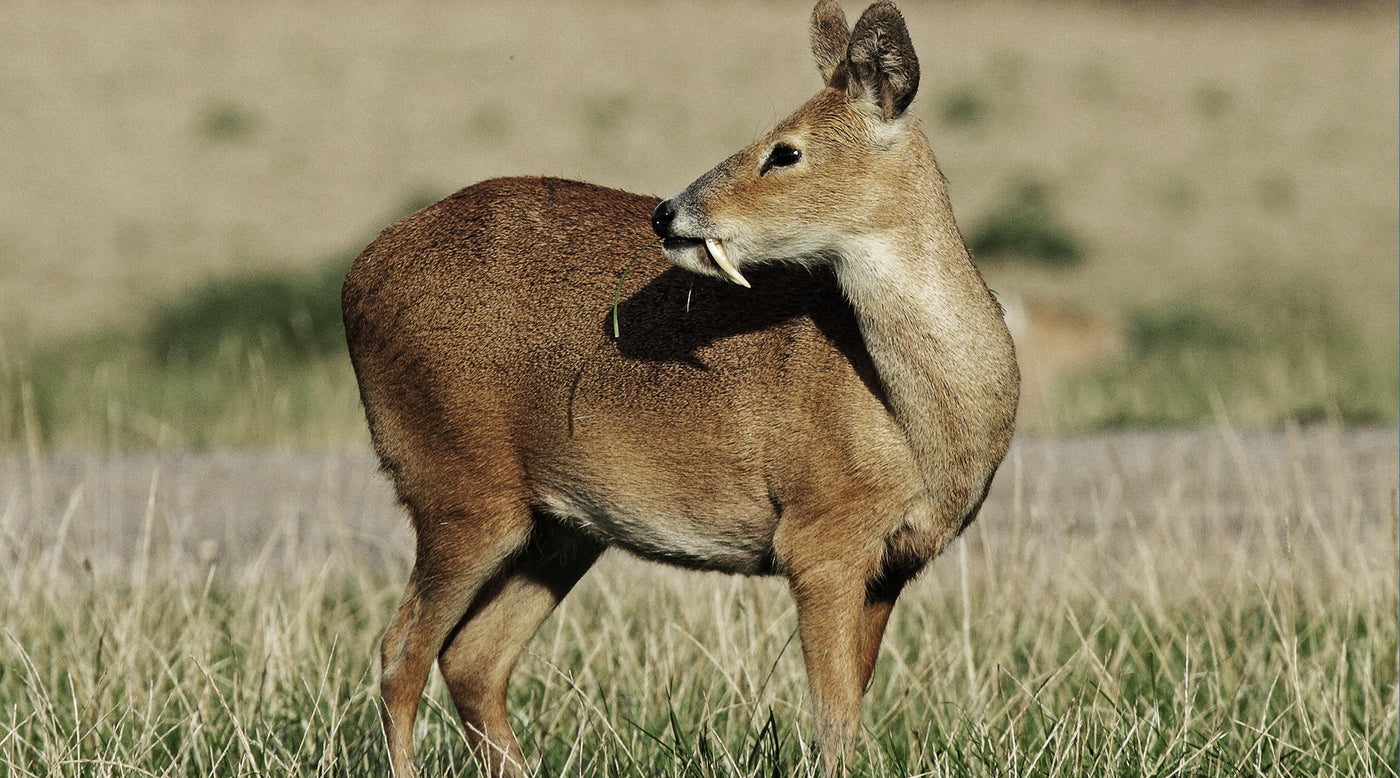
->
[2, 427, 1394, 776]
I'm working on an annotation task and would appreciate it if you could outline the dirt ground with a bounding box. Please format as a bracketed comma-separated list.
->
[3, 428, 1394, 595]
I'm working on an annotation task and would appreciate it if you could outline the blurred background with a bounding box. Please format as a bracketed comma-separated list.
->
[1, 0, 1395, 449]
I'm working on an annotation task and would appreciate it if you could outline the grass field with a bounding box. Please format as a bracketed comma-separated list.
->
[1, 427, 1395, 776]
[0, 2, 1395, 776]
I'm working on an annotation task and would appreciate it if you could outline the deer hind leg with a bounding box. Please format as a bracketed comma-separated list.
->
[857, 576, 908, 694]
[437, 521, 604, 778]
[380, 502, 533, 778]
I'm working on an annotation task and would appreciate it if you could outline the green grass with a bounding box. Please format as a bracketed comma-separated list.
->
[145, 261, 348, 366]
[936, 85, 992, 130]
[0, 255, 364, 451]
[967, 178, 1085, 268]
[0, 334, 363, 451]
[1048, 281, 1398, 429]
[196, 100, 258, 144]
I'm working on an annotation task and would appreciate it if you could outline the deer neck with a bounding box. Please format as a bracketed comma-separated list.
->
[831, 190, 1019, 521]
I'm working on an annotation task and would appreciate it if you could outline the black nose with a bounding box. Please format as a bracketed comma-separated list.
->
[651, 200, 676, 238]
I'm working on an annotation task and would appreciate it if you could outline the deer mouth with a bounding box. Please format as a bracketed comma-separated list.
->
[661, 237, 751, 288]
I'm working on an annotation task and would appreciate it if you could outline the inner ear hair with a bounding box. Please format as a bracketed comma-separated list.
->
[845, 1, 920, 120]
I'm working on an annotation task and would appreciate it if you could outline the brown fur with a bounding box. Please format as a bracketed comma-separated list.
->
[343, 3, 1018, 776]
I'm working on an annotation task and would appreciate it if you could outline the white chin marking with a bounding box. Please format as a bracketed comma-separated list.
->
[704, 238, 751, 288]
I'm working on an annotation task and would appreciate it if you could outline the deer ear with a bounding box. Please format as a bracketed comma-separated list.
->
[845, 1, 920, 120]
[810, 0, 851, 88]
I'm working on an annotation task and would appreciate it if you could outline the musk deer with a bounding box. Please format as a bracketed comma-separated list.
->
[343, 1, 1018, 774]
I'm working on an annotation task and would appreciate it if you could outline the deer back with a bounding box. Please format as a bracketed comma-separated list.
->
[343, 176, 917, 572]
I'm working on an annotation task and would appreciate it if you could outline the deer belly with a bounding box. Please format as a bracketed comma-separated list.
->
[537, 485, 776, 574]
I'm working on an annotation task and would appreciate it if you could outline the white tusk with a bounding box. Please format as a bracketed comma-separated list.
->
[704, 238, 751, 288]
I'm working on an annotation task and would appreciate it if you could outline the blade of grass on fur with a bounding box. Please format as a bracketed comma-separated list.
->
[613, 238, 662, 339]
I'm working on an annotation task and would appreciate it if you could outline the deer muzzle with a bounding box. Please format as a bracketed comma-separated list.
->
[651, 199, 751, 288]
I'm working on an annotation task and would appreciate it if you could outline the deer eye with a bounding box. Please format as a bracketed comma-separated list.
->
[760, 143, 803, 176]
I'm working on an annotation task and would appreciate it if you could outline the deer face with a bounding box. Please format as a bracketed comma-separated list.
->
[652, 0, 924, 288]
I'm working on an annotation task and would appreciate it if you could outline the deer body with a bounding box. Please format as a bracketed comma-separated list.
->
[344, 2, 1017, 775]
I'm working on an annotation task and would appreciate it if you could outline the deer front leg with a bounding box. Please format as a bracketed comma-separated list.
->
[788, 563, 871, 776]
